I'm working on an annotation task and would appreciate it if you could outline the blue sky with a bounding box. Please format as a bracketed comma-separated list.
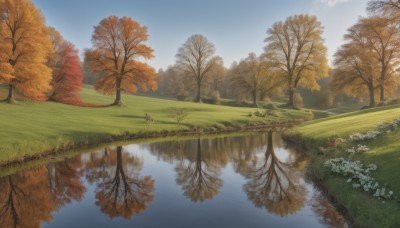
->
[33, 0, 368, 70]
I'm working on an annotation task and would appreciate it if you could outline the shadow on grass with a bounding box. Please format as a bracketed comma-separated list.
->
[113, 114, 144, 119]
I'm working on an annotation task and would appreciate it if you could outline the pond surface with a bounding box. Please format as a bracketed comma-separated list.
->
[0, 132, 348, 228]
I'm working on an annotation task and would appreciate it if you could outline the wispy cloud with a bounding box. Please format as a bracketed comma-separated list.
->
[311, 0, 354, 13]
[316, 0, 352, 7]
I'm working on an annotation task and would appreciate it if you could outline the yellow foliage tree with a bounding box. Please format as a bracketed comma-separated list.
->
[346, 16, 400, 102]
[264, 14, 329, 108]
[84, 16, 157, 106]
[0, 0, 53, 103]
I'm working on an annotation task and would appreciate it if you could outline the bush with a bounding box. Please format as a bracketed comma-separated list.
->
[176, 90, 189, 101]
[210, 90, 221, 104]
[294, 93, 303, 107]
[264, 102, 277, 110]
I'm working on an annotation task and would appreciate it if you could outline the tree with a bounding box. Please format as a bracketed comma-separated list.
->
[207, 56, 226, 94]
[231, 53, 283, 105]
[47, 27, 83, 104]
[368, 0, 400, 19]
[176, 34, 217, 102]
[0, 0, 53, 103]
[331, 43, 380, 107]
[84, 16, 157, 106]
[345, 16, 400, 102]
[264, 14, 328, 108]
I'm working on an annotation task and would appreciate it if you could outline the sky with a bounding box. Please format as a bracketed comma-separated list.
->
[32, 0, 368, 70]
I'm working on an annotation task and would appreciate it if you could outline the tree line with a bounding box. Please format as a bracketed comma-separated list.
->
[155, 0, 400, 108]
[1, 0, 400, 108]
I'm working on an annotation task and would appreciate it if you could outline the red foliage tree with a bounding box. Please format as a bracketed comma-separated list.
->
[50, 41, 83, 104]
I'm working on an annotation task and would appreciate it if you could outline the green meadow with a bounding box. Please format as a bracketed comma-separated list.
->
[294, 104, 400, 227]
[0, 86, 312, 164]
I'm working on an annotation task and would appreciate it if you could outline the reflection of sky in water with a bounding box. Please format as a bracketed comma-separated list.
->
[0, 134, 347, 228]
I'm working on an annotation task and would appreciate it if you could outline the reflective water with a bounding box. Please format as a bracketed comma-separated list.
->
[0, 132, 347, 228]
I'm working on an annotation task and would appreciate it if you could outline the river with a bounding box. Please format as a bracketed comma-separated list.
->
[0, 132, 348, 227]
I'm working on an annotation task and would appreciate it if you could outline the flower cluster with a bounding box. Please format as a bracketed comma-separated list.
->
[324, 158, 393, 199]
[348, 118, 400, 142]
[346, 144, 370, 155]
[348, 131, 380, 141]
[376, 118, 400, 133]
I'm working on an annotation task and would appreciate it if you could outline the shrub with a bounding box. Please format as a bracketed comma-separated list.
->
[264, 102, 277, 110]
[210, 90, 221, 104]
[294, 93, 304, 107]
[177, 90, 189, 101]
[167, 107, 188, 125]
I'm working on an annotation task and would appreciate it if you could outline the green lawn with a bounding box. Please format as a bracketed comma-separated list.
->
[295, 104, 400, 227]
[0, 86, 312, 164]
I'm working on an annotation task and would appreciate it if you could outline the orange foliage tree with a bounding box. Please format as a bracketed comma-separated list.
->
[50, 41, 83, 103]
[84, 16, 157, 106]
[47, 27, 83, 104]
[0, 0, 53, 103]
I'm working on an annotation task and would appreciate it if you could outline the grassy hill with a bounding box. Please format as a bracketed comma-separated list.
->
[0, 86, 312, 164]
[293, 104, 400, 227]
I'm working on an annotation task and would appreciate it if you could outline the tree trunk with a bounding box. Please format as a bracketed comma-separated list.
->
[252, 91, 257, 106]
[287, 89, 295, 107]
[6, 84, 15, 104]
[114, 77, 122, 106]
[379, 82, 385, 103]
[196, 82, 202, 103]
[369, 85, 375, 108]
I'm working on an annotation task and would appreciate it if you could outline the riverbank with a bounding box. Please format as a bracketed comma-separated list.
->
[0, 87, 312, 166]
[285, 104, 400, 227]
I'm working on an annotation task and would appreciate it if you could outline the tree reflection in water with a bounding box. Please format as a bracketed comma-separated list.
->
[242, 131, 307, 217]
[310, 192, 348, 228]
[175, 138, 223, 202]
[85, 146, 154, 219]
[0, 156, 85, 228]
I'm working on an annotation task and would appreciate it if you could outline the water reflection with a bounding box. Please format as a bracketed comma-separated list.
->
[310, 192, 348, 228]
[85, 146, 154, 219]
[241, 132, 307, 217]
[0, 133, 348, 227]
[0, 157, 85, 228]
[175, 138, 223, 202]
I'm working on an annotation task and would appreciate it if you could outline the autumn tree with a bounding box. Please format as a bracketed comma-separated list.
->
[47, 28, 83, 103]
[176, 34, 218, 102]
[50, 42, 83, 103]
[368, 0, 400, 19]
[0, 0, 53, 103]
[156, 65, 194, 100]
[264, 14, 328, 108]
[330, 43, 380, 107]
[206, 56, 226, 98]
[231, 53, 283, 105]
[84, 16, 157, 106]
[345, 16, 400, 102]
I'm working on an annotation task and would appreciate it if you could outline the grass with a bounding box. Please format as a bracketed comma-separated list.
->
[0, 86, 312, 164]
[293, 104, 400, 227]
